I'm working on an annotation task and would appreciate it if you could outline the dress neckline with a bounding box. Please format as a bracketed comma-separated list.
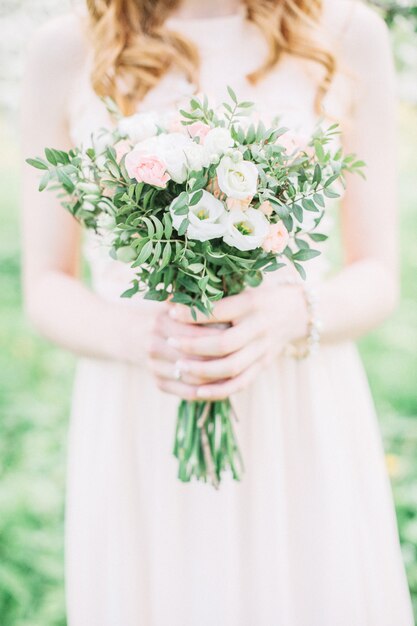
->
[166, 6, 246, 30]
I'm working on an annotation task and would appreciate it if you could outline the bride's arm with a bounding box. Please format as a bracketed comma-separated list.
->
[317, 1, 398, 341]
[22, 16, 152, 365]
[148, 4, 400, 400]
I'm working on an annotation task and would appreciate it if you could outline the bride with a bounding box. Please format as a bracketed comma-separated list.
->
[21, 0, 414, 624]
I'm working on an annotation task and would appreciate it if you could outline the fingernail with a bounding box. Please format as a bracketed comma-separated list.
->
[167, 337, 181, 349]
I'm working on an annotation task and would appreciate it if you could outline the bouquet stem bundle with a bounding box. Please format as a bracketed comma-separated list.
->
[174, 399, 242, 488]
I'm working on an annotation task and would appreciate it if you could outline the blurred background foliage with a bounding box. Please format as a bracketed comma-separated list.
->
[0, 1, 416, 624]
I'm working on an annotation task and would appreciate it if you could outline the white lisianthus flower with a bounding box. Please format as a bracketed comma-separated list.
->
[216, 156, 258, 200]
[118, 112, 158, 144]
[170, 190, 226, 241]
[222, 208, 269, 251]
[204, 127, 234, 159]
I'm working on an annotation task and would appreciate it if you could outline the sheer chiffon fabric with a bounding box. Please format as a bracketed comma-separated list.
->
[66, 11, 413, 626]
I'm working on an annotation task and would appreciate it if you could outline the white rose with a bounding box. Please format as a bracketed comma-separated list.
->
[133, 133, 191, 184]
[216, 156, 258, 200]
[170, 190, 226, 241]
[159, 133, 192, 183]
[118, 112, 158, 144]
[204, 127, 234, 159]
[222, 207, 269, 251]
[183, 142, 209, 172]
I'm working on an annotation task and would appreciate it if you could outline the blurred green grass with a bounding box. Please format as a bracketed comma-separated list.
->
[0, 105, 416, 624]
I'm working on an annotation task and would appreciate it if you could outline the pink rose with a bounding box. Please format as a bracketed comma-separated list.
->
[279, 131, 310, 155]
[207, 176, 223, 199]
[167, 115, 185, 134]
[115, 140, 131, 162]
[187, 121, 211, 144]
[258, 200, 273, 217]
[262, 222, 290, 254]
[125, 151, 170, 188]
[226, 196, 253, 212]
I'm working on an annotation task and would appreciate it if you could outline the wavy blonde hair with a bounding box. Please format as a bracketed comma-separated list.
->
[85, 0, 335, 115]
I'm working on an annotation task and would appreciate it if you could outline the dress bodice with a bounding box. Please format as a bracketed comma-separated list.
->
[68, 9, 351, 303]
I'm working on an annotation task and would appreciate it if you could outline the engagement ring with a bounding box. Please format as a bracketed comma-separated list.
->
[174, 363, 182, 381]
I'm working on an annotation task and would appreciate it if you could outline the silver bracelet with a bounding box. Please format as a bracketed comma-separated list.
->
[279, 277, 321, 359]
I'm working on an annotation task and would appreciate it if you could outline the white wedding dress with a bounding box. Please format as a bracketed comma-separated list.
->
[65, 10, 414, 626]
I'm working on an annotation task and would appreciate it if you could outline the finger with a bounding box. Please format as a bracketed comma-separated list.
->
[146, 335, 181, 362]
[169, 291, 255, 325]
[149, 358, 212, 386]
[147, 336, 213, 365]
[176, 338, 268, 382]
[167, 311, 266, 357]
[156, 377, 200, 401]
[195, 359, 265, 401]
[154, 312, 224, 340]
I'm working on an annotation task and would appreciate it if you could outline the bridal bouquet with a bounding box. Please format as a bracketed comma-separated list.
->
[28, 87, 364, 487]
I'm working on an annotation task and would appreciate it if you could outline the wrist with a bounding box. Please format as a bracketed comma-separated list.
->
[277, 278, 322, 359]
[106, 300, 155, 365]
[283, 284, 310, 343]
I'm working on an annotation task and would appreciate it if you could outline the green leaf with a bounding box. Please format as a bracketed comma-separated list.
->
[144, 289, 168, 302]
[313, 193, 325, 208]
[38, 171, 50, 192]
[227, 85, 237, 103]
[57, 169, 75, 192]
[174, 204, 189, 216]
[188, 263, 205, 274]
[189, 189, 204, 206]
[324, 174, 340, 188]
[198, 276, 209, 290]
[309, 233, 328, 242]
[135, 182, 144, 203]
[26, 157, 48, 170]
[178, 218, 189, 236]
[264, 261, 286, 273]
[292, 248, 321, 262]
[163, 213, 173, 239]
[171, 292, 193, 305]
[45, 148, 58, 165]
[121, 281, 139, 298]
[150, 215, 164, 239]
[301, 198, 318, 212]
[294, 262, 306, 280]
[151, 241, 162, 264]
[137, 240, 153, 264]
[292, 203, 303, 223]
[179, 109, 196, 120]
[141, 216, 155, 238]
[107, 162, 120, 178]
[314, 140, 325, 162]
[171, 192, 189, 213]
[313, 163, 322, 186]
[116, 246, 137, 263]
[160, 242, 172, 268]
[323, 188, 340, 199]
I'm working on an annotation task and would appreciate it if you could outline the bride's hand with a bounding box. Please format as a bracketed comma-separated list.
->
[147, 284, 308, 401]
